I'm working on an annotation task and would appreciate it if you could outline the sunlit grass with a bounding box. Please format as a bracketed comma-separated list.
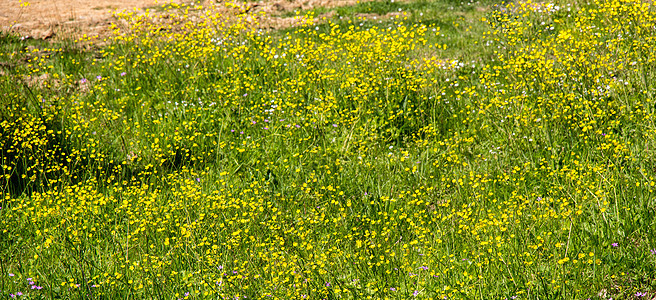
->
[1, 0, 656, 299]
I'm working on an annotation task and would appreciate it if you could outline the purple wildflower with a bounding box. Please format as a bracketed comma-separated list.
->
[9, 273, 14, 277]
[332, 124, 338, 127]
[636, 292, 646, 297]
[612, 243, 619, 247]
[390, 287, 397, 291]
[413, 290, 419, 297]
[96, 75, 102, 80]
[650, 249, 656, 255]
[120, 72, 127, 76]
[80, 78, 87, 84]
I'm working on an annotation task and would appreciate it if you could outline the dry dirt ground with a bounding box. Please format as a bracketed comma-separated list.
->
[0, 0, 183, 39]
[0, 0, 378, 41]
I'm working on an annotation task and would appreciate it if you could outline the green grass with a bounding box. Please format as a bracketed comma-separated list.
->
[278, 0, 494, 60]
[2, 0, 656, 299]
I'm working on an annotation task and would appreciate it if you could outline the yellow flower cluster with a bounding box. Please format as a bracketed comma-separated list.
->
[2, 0, 656, 298]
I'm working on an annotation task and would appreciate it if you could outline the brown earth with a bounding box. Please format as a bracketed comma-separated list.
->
[0, 0, 188, 39]
[0, 0, 387, 41]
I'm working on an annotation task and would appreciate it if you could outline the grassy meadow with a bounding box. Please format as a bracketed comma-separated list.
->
[1, 0, 656, 298]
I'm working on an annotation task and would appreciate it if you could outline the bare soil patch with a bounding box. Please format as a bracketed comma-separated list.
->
[0, 0, 396, 41]
[0, 0, 191, 40]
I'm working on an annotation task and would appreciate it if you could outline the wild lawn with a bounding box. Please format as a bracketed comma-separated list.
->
[1, 0, 656, 299]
